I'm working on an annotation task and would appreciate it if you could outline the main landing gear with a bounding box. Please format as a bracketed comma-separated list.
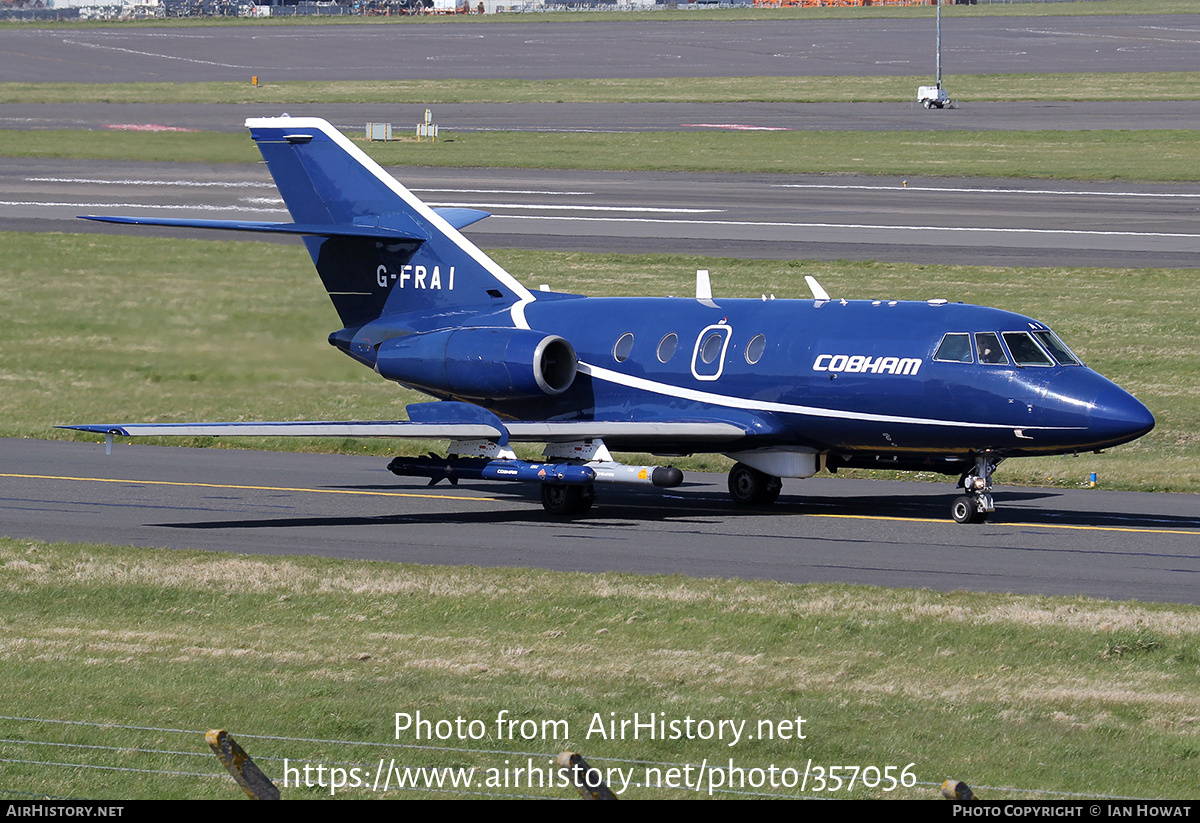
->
[952, 455, 1000, 524]
[540, 483, 595, 516]
[728, 462, 783, 506]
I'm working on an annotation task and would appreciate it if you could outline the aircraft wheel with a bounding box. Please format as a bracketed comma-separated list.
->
[951, 495, 985, 524]
[541, 483, 594, 517]
[728, 463, 783, 506]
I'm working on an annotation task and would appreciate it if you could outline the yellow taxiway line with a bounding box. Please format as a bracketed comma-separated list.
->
[0, 473, 497, 503]
[4, 473, 1197, 535]
[805, 513, 1200, 536]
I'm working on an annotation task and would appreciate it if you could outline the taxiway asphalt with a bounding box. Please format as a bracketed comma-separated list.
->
[3, 15, 1198, 83]
[3, 438, 1198, 604]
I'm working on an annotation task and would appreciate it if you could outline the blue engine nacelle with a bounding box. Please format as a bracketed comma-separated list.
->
[375, 327, 577, 400]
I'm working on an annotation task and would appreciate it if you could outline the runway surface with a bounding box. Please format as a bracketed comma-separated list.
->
[6, 157, 1200, 268]
[4, 438, 1198, 604]
[2, 16, 1198, 82]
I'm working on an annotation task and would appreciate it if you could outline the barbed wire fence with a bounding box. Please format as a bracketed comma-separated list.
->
[1, 715, 1150, 801]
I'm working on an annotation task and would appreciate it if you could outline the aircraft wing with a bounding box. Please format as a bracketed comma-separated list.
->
[60, 421, 509, 439]
[59, 419, 747, 444]
[62, 400, 755, 448]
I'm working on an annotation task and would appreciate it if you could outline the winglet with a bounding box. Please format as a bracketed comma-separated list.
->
[696, 269, 712, 300]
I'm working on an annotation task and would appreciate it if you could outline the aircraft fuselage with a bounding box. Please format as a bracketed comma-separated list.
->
[343, 294, 1154, 466]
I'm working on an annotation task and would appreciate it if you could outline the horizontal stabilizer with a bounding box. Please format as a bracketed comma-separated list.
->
[79, 214, 428, 242]
[432, 208, 491, 230]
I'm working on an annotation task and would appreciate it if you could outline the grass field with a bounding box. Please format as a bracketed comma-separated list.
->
[4, 232, 1193, 492]
[3, 537, 1199, 800]
[8, 71, 1200, 105]
[8, 127, 1200, 182]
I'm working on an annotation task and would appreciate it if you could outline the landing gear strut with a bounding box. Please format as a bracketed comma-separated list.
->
[953, 455, 1000, 524]
[728, 462, 783, 506]
[541, 483, 595, 517]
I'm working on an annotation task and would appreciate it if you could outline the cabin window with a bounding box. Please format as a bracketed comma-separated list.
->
[657, 333, 678, 363]
[933, 333, 973, 363]
[613, 332, 634, 363]
[1002, 332, 1054, 367]
[1032, 330, 1081, 366]
[700, 331, 724, 364]
[745, 334, 766, 365]
[975, 332, 1008, 365]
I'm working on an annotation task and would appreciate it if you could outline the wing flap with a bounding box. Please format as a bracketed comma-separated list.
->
[506, 421, 746, 442]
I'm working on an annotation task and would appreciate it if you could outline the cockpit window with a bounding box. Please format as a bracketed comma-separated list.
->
[1003, 332, 1054, 367]
[975, 332, 1008, 365]
[1032, 330, 1081, 366]
[934, 333, 973, 363]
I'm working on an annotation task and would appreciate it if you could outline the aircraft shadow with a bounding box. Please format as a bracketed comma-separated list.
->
[155, 484, 1200, 532]
[788, 490, 1200, 531]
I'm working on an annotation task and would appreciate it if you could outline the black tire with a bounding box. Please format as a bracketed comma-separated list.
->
[541, 483, 594, 516]
[728, 463, 783, 506]
[951, 495, 984, 524]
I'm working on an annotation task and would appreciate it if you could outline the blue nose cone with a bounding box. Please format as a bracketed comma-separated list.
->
[1090, 385, 1155, 447]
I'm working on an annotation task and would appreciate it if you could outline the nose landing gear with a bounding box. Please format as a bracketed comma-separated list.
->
[953, 455, 1000, 524]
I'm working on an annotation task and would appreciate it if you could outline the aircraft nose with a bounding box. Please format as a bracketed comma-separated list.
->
[1089, 385, 1155, 447]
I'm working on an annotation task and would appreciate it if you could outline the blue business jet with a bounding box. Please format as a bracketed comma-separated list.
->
[66, 116, 1155, 523]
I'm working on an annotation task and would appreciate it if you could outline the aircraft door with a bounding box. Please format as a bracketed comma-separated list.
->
[691, 324, 732, 381]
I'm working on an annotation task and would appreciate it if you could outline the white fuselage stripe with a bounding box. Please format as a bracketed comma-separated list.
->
[246, 117, 536, 301]
[578, 362, 1078, 431]
[245, 116, 537, 331]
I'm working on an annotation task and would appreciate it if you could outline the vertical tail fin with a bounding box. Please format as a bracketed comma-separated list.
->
[245, 116, 534, 327]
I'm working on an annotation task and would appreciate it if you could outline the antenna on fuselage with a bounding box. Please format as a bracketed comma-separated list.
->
[696, 269, 719, 308]
[805, 275, 831, 301]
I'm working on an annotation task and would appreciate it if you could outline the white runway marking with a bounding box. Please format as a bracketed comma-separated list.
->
[411, 188, 594, 196]
[427, 201, 722, 214]
[489, 213, 1200, 241]
[0, 199, 286, 214]
[27, 177, 274, 189]
[772, 183, 1200, 199]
